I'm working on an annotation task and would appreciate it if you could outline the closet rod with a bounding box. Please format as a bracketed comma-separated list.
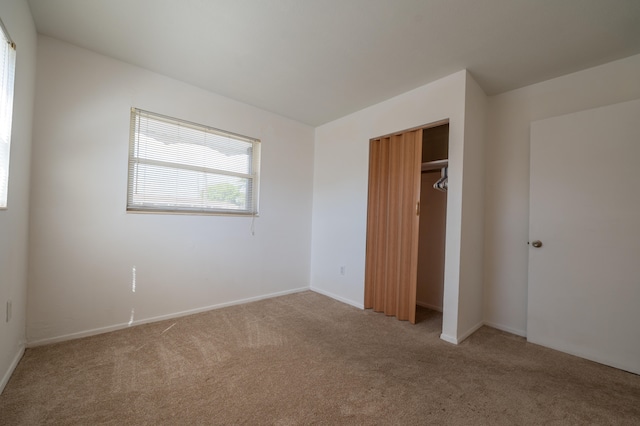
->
[421, 159, 448, 172]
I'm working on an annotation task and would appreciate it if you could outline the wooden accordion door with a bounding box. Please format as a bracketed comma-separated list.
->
[364, 129, 422, 323]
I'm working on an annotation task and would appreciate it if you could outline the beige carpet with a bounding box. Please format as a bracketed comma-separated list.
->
[1, 291, 639, 425]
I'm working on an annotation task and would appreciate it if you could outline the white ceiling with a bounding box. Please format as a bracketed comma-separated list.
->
[26, 0, 640, 126]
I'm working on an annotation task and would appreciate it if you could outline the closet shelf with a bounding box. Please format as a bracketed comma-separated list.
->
[421, 159, 448, 171]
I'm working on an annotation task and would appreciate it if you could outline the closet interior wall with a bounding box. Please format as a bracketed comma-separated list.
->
[416, 124, 449, 312]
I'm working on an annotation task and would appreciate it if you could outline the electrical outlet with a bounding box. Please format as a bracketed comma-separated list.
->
[340, 266, 346, 276]
[6, 300, 11, 323]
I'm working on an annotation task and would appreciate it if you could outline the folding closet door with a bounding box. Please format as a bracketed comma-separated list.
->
[364, 129, 422, 323]
[364, 135, 390, 313]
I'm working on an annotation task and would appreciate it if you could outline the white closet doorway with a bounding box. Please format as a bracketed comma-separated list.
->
[364, 121, 449, 324]
[417, 124, 449, 313]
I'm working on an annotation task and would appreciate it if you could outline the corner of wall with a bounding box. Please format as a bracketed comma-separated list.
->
[481, 53, 640, 338]
[0, 345, 25, 394]
[0, 0, 37, 395]
[455, 71, 488, 339]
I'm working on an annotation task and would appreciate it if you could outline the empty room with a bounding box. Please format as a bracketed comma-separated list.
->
[1, 0, 640, 424]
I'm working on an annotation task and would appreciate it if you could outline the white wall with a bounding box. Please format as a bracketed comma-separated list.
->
[456, 73, 487, 338]
[0, 0, 37, 392]
[483, 54, 640, 336]
[310, 70, 487, 343]
[27, 36, 315, 344]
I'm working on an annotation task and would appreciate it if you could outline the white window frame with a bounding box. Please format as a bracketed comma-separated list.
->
[0, 18, 16, 209]
[127, 108, 260, 216]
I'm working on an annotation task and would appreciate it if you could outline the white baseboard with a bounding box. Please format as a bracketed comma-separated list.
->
[416, 301, 443, 312]
[440, 321, 484, 345]
[483, 320, 526, 337]
[441, 320, 526, 345]
[1, 345, 25, 394]
[310, 286, 364, 309]
[27, 287, 309, 347]
[439, 333, 458, 344]
[457, 321, 485, 343]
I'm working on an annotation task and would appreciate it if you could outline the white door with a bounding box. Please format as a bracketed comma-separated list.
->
[528, 98, 640, 375]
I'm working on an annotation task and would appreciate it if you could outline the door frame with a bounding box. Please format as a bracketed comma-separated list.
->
[364, 119, 449, 324]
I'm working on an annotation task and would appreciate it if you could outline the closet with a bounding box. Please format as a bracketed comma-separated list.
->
[416, 124, 448, 312]
[364, 121, 449, 323]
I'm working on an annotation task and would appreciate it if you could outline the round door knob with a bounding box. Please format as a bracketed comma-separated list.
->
[531, 240, 543, 248]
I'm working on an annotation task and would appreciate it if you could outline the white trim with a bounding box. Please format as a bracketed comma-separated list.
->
[27, 287, 309, 347]
[457, 321, 484, 343]
[440, 321, 484, 345]
[526, 336, 640, 375]
[416, 301, 442, 312]
[310, 286, 364, 309]
[0, 17, 15, 47]
[439, 333, 458, 344]
[483, 320, 526, 337]
[1, 345, 24, 394]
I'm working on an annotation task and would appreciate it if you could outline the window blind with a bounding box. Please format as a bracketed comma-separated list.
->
[127, 108, 260, 215]
[0, 18, 16, 209]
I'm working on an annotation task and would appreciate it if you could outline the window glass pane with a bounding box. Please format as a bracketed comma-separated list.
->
[130, 163, 251, 211]
[135, 131, 252, 174]
[127, 109, 260, 215]
[0, 20, 15, 209]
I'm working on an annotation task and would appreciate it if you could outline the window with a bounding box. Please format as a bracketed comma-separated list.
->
[127, 108, 260, 215]
[0, 18, 16, 209]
